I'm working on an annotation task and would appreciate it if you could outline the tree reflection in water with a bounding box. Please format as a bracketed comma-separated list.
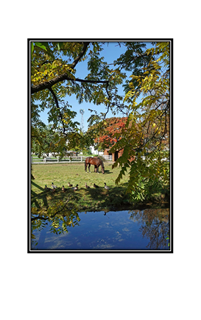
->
[31, 194, 80, 248]
[129, 208, 170, 249]
[31, 185, 170, 250]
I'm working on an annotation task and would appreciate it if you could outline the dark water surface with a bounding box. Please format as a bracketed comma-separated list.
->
[31, 208, 170, 251]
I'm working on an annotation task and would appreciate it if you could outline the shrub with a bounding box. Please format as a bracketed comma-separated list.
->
[130, 162, 170, 203]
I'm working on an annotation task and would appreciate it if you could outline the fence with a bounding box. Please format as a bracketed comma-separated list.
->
[32, 154, 112, 164]
[102, 154, 112, 161]
[32, 156, 87, 164]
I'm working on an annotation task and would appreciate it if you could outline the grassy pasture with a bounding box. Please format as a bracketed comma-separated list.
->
[31, 162, 132, 212]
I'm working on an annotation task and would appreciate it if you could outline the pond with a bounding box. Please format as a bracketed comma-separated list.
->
[30, 208, 170, 252]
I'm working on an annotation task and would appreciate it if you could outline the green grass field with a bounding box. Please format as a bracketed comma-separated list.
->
[31, 162, 132, 212]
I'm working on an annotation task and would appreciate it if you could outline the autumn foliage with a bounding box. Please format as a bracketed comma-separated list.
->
[94, 117, 128, 149]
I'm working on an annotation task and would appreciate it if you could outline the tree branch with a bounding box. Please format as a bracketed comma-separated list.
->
[31, 76, 109, 94]
[70, 42, 90, 69]
[31, 216, 48, 221]
[49, 87, 66, 135]
[31, 42, 110, 94]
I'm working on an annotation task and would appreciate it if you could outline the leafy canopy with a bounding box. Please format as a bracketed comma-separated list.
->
[31, 41, 170, 199]
[110, 42, 170, 197]
[31, 42, 127, 156]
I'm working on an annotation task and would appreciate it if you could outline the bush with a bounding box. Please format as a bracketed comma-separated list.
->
[131, 177, 169, 202]
[130, 163, 170, 203]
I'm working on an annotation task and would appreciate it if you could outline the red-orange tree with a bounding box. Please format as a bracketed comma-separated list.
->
[92, 117, 128, 150]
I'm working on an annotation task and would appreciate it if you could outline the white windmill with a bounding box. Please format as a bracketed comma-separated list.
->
[79, 109, 84, 133]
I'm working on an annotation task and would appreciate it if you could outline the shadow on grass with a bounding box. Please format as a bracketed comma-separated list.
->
[31, 181, 44, 191]
[31, 181, 129, 213]
[74, 185, 131, 212]
[31, 179, 169, 215]
[85, 170, 112, 175]
[103, 170, 113, 174]
[31, 182, 49, 208]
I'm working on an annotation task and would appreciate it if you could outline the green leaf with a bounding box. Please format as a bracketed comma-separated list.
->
[35, 42, 47, 51]
[31, 43, 34, 55]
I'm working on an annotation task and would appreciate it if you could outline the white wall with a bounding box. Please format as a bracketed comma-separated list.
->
[89, 146, 103, 155]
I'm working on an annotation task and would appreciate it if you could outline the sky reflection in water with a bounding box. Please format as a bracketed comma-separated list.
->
[32, 209, 170, 251]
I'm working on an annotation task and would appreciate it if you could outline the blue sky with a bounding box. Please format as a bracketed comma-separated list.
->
[39, 42, 151, 130]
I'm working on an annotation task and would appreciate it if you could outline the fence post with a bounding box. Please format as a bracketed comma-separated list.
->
[43, 158, 46, 163]
[57, 156, 59, 162]
[81, 156, 82, 162]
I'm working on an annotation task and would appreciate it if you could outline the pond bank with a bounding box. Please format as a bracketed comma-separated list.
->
[31, 184, 169, 214]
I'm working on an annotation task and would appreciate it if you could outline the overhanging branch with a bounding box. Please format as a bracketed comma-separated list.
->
[31, 77, 109, 94]
[31, 41, 109, 94]
[70, 42, 89, 69]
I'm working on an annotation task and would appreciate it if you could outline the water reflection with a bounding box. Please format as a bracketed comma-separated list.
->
[31, 195, 80, 248]
[31, 207, 170, 251]
[129, 209, 169, 249]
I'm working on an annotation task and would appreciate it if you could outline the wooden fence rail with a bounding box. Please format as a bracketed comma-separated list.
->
[32, 155, 112, 164]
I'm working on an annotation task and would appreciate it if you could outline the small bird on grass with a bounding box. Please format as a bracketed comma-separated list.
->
[104, 183, 109, 190]
[85, 183, 90, 189]
[93, 183, 99, 188]
[44, 185, 51, 191]
[68, 182, 73, 187]
[72, 184, 78, 191]
[51, 182, 57, 192]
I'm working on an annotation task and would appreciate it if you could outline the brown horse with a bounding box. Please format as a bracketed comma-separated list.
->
[85, 157, 105, 174]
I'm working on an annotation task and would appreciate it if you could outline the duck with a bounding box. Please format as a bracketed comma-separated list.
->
[104, 183, 109, 190]
[72, 184, 78, 191]
[51, 182, 57, 189]
[85, 183, 90, 189]
[62, 185, 65, 192]
[44, 185, 51, 191]
[93, 183, 99, 188]
[68, 182, 73, 187]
